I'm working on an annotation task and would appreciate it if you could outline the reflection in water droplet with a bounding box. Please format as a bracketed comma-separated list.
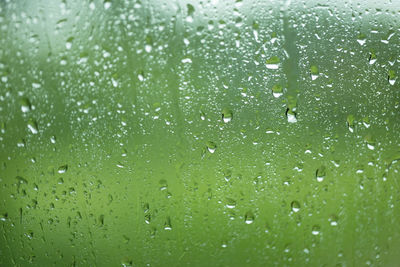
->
[200, 110, 206, 121]
[291, 201, 300, 212]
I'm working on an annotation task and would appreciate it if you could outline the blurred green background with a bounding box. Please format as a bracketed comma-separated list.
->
[1, 0, 400, 266]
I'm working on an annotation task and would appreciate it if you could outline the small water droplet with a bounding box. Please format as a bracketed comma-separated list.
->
[225, 198, 236, 209]
[364, 134, 375, 150]
[316, 165, 326, 182]
[206, 141, 217, 153]
[266, 56, 280, 69]
[27, 119, 38, 134]
[329, 214, 338, 226]
[244, 211, 254, 224]
[186, 4, 195, 23]
[222, 108, 233, 123]
[200, 110, 206, 121]
[20, 97, 32, 113]
[357, 33, 366, 46]
[286, 108, 297, 123]
[369, 51, 377, 64]
[347, 115, 355, 133]
[310, 65, 319, 80]
[291, 201, 300, 212]
[312, 225, 320, 235]
[104, 0, 111, 9]
[164, 217, 172, 230]
[272, 84, 283, 98]
[388, 70, 396, 85]
[58, 165, 68, 174]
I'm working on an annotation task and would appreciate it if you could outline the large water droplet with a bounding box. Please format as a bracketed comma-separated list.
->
[346, 115, 355, 133]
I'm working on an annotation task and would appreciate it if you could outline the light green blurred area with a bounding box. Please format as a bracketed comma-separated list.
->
[1, 0, 400, 266]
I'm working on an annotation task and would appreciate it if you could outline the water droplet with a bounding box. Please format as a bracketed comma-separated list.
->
[316, 165, 326, 182]
[272, 84, 283, 98]
[206, 141, 217, 153]
[27, 119, 38, 134]
[266, 56, 280, 69]
[222, 108, 233, 123]
[357, 33, 366, 46]
[225, 198, 236, 209]
[144, 213, 151, 224]
[346, 115, 355, 133]
[364, 134, 375, 150]
[286, 108, 297, 123]
[362, 117, 370, 128]
[20, 97, 32, 113]
[104, 0, 111, 9]
[388, 70, 396, 85]
[244, 211, 254, 224]
[164, 217, 172, 230]
[66, 37, 74, 50]
[159, 179, 168, 191]
[310, 65, 319, 80]
[369, 51, 377, 64]
[50, 135, 56, 144]
[312, 225, 320, 235]
[58, 165, 68, 174]
[291, 201, 300, 212]
[186, 4, 195, 23]
[329, 214, 338, 226]
[200, 110, 206, 121]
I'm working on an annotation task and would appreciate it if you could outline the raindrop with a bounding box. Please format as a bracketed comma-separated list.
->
[244, 211, 254, 224]
[346, 115, 355, 133]
[316, 166, 326, 182]
[222, 108, 233, 123]
[200, 110, 206, 121]
[58, 165, 68, 174]
[27, 119, 38, 134]
[164, 217, 172, 230]
[310, 65, 319, 80]
[206, 141, 217, 153]
[291, 201, 300, 212]
[356, 33, 366, 46]
[364, 134, 375, 150]
[388, 70, 396, 85]
[20, 97, 32, 113]
[271, 84, 283, 98]
[286, 108, 297, 123]
[266, 56, 280, 69]
[225, 198, 236, 209]
[312, 225, 320, 235]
